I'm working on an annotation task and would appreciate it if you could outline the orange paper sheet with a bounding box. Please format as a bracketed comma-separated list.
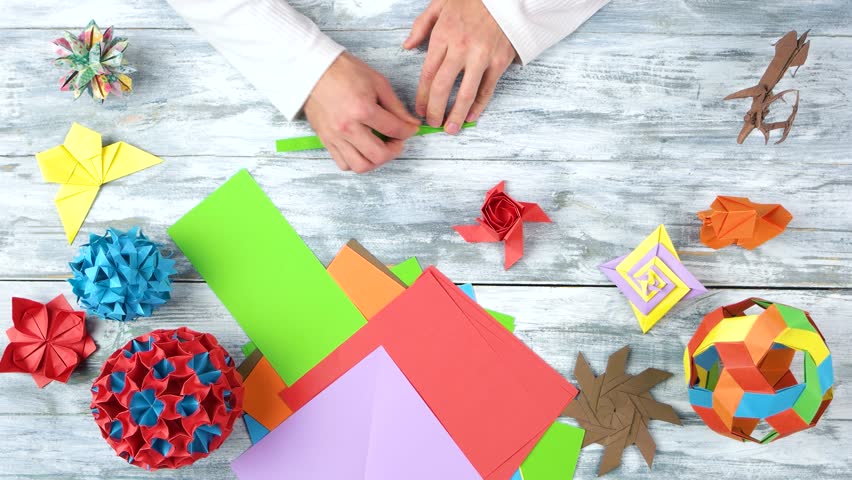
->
[326, 240, 406, 319]
[243, 356, 293, 430]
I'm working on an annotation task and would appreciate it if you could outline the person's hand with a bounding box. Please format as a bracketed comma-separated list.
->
[304, 52, 420, 173]
[403, 0, 516, 134]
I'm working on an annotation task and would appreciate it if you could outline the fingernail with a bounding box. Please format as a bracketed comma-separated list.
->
[466, 111, 479, 122]
[427, 118, 441, 128]
[445, 122, 459, 135]
[416, 105, 425, 116]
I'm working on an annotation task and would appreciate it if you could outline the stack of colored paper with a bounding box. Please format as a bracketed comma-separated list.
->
[169, 170, 584, 480]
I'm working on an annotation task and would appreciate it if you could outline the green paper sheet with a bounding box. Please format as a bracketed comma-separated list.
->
[488, 308, 516, 332]
[520, 422, 585, 479]
[242, 341, 257, 358]
[389, 257, 424, 286]
[168, 169, 367, 385]
[275, 122, 476, 152]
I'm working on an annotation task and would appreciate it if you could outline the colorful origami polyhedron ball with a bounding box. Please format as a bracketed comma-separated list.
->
[91, 327, 244, 470]
[69, 227, 176, 321]
[600, 225, 707, 333]
[685, 299, 833, 443]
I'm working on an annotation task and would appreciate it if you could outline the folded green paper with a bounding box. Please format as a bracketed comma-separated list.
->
[276, 122, 476, 152]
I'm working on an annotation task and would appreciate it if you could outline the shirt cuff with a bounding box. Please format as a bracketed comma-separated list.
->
[482, 0, 609, 65]
[271, 35, 345, 120]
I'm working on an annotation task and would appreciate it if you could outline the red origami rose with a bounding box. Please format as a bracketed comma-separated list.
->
[0, 295, 96, 387]
[453, 181, 551, 269]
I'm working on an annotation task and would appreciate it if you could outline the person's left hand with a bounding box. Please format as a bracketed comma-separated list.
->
[403, 0, 516, 134]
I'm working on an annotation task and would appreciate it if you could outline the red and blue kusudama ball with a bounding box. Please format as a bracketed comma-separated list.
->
[90, 327, 244, 470]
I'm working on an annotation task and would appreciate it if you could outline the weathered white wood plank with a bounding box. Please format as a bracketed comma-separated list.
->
[1, 31, 850, 162]
[1, 157, 849, 286]
[0, 282, 848, 478]
[3, 0, 852, 36]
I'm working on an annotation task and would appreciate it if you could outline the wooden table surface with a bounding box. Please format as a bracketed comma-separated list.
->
[1, 1, 850, 478]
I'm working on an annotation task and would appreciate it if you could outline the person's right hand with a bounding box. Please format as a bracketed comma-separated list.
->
[304, 52, 420, 173]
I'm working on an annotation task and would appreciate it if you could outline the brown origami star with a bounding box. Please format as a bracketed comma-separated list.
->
[562, 346, 682, 476]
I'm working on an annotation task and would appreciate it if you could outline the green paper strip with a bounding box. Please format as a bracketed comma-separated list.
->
[168, 169, 367, 385]
[520, 422, 585, 479]
[275, 122, 476, 152]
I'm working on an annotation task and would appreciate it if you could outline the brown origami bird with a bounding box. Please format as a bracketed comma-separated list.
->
[698, 196, 793, 250]
[725, 30, 810, 144]
[562, 346, 682, 476]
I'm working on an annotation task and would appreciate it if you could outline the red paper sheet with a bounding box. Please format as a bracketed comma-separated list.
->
[280, 267, 576, 479]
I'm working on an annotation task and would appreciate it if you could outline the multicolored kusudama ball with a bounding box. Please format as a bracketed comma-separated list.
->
[91, 328, 243, 470]
[685, 298, 833, 443]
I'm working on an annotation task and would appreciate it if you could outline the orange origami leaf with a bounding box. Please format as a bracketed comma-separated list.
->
[697, 196, 792, 250]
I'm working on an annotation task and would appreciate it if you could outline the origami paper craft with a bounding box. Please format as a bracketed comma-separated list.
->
[68, 227, 176, 321]
[0, 295, 96, 388]
[237, 348, 263, 380]
[243, 414, 270, 444]
[327, 240, 407, 318]
[36, 123, 163, 243]
[242, 342, 257, 358]
[238, 351, 292, 431]
[53, 20, 134, 101]
[387, 256, 516, 330]
[168, 169, 367, 385]
[275, 122, 476, 152]
[600, 225, 707, 333]
[91, 327, 243, 470]
[236, 246, 516, 449]
[328, 243, 515, 328]
[518, 422, 585, 480]
[233, 347, 480, 480]
[685, 298, 833, 443]
[562, 346, 682, 477]
[725, 30, 810, 144]
[388, 257, 424, 286]
[280, 267, 577, 480]
[698, 196, 793, 250]
[454, 181, 551, 270]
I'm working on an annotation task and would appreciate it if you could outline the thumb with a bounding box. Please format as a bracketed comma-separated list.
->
[375, 76, 420, 126]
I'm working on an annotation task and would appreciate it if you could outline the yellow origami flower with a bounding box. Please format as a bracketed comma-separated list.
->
[35, 123, 162, 243]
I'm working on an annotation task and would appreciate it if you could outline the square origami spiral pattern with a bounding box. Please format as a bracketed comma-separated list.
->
[600, 225, 707, 333]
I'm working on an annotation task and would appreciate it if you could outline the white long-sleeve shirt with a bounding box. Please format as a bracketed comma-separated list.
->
[167, 0, 610, 120]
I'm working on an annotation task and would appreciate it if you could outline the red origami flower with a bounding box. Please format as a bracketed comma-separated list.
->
[453, 181, 551, 269]
[0, 295, 96, 387]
